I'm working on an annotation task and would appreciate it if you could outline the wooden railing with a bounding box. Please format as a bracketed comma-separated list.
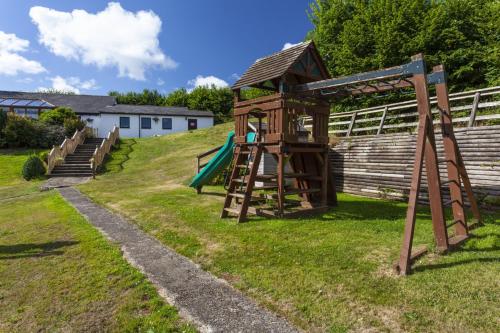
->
[47, 127, 88, 175]
[90, 126, 119, 178]
[195, 145, 223, 174]
[303, 86, 500, 137]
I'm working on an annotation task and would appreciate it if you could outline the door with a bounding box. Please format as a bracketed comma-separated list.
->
[188, 118, 198, 130]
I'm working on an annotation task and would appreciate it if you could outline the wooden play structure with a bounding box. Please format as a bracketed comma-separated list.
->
[213, 41, 481, 274]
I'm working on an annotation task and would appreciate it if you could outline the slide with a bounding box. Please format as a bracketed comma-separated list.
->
[189, 130, 255, 190]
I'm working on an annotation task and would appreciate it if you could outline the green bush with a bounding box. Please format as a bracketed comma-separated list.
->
[4, 114, 38, 147]
[63, 117, 86, 137]
[39, 107, 77, 126]
[4, 114, 65, 148]
[22, 155, 46, 180]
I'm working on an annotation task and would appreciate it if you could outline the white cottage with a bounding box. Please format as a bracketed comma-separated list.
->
[0, 91, 214, 138]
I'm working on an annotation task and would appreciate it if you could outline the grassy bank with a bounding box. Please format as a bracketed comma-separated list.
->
[0, 149, 194, 332]
[79, 124, 500, 332]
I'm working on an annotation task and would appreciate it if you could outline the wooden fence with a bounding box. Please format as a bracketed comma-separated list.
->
[329, 125, 500, 208]
[317, 86, 500, 208]
[90, 126, 119, 178]
[304, 86, 500, 136]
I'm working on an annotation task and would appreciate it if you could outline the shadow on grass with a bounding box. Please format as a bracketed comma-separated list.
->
[100, 139, 137, 174]
[0, 240, 78, 260]
[413, 257, 499, 272]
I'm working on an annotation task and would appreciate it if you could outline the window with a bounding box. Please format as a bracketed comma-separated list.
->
[141, 117, 151, 129]
[162, 118, 172, 130]
[120, 116, 130, 128]
[188, 118, 197, 130]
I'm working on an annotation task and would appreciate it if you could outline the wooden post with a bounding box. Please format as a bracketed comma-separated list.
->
[346, 112, 357, 137]
[277, 149, 285, 217]
[468, 92, 481, 127]
[434, 65, 467, 236]
[377, 106, 388, 135]
[398, 107, 428, 275]
[321, 150, 328, 207]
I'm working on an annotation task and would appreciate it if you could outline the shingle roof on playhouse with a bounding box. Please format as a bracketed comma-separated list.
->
[232, 41, 330, 90]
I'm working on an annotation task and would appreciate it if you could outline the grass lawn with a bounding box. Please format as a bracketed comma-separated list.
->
[79, 123, 500, 332]
[0, 149, 194, 332]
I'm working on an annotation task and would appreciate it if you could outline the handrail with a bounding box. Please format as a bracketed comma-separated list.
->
[47, 127, 88, 174]
[90, 126, 119, 178]
[195, 145, 223, 174]
[303, 85, 500, 137]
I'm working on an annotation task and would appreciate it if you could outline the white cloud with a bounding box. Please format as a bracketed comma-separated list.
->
[29, 2, 177, 80]
[282, 42, 300, 50]
[157, 78, 165, 86]
[231, 73, 240, 80]
[187, 75, 228, 91]
[0, 31, 46, 76]
[39, 76, 98, 94]
[16, 77, 35, 84]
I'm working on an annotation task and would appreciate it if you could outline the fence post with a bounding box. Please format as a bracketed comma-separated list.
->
[346, 112, 357, 137]
[468, 92, 481, 127]
[377, 106, 388, 135]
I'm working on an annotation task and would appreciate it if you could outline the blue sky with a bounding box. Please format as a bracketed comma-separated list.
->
[0, 1, 314, 95]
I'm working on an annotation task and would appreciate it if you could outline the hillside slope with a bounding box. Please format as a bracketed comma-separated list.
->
[79, 123, 500, 332]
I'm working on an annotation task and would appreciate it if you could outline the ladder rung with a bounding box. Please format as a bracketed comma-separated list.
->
[236, 163, 253, 168]
[285, 188, 321, 196]
[446, 220, 463, 228]
[448, 234, 469, 247]
[228, 193, 246, 199]
[224, 207, 241, 215]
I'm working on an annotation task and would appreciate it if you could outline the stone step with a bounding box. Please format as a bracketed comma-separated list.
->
[50, 173, 93, 177]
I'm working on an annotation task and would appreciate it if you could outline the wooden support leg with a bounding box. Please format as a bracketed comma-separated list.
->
[398, 112, 428, 275]
[457, 152, 481, 222]
[321, 151, 328, 207]
[434, 69, 467, 236]
[414, 71, 448, 251]
[277, 152, 285, 217]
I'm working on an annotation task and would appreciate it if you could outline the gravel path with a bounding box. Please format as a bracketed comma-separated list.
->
[58, 187, 299, 333]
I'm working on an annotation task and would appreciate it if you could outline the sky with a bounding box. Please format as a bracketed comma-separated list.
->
[0, 0, 314, 95]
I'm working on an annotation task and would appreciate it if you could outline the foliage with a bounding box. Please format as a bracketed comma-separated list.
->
[22, 155, 46, 180]
[39, 107, 77, 126]
[164, 88, 189, 107]
[187, 85, 233, 123]
[38, 151, 49, 164]
[63, 117, 86, 137]
[36, 88, 76, 95]
[307, 0, 500, 92]
[240, 87, 274, 100]
[109, 89, 165, 105]
[0, 110, 7, 147]
[4, 114, 65, 148]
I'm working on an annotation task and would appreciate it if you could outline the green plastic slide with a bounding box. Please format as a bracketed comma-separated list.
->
[189, 130, 255, 190]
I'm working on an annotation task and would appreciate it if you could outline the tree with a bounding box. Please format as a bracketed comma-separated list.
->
[39, 107, 77, 126]
[307, 0, 499, 91]
[164, 88, 189, 107]
[187, 85, 233, 123]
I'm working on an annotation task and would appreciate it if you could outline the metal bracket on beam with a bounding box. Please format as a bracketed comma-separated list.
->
[427, 70, 447, 85]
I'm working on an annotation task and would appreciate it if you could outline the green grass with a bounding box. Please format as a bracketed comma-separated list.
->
[0, 149, 195, 332]
[79, 123, 500, 332]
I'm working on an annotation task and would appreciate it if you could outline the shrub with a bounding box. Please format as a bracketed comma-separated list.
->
[63, 117, 86, 137]
[34, 122, 66, 148]
[4, 114, 65, 148]
[39, 107, 77, 126]
[4, 114, 38, 147]
[22, 155, 46, 180]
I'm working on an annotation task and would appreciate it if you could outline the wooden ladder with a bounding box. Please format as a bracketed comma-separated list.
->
[396, 65, 481, 275]
[221, 144, 263, 223]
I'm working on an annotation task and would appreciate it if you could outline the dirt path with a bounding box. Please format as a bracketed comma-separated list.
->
[58, 187, 299, 333]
